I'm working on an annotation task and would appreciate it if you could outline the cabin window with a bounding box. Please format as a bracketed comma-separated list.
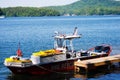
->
[57, 39, 64, 47]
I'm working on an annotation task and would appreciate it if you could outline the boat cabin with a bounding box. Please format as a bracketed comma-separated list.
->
[54, 27, 81, 53]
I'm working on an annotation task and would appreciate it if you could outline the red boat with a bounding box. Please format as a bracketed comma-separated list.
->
[4, 27, 112, 75]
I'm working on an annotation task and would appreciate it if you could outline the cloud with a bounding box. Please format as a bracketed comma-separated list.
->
[0, 0, 79, 8]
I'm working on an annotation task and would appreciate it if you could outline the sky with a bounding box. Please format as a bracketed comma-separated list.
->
[0, 0, 79, 8]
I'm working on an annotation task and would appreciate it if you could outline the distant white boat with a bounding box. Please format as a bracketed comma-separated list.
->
[0, 15, 5, 18]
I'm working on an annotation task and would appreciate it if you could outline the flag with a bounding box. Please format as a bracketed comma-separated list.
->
[16, 48, 22, 57]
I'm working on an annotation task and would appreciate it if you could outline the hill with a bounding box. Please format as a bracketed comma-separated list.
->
[49, 0, 120, 15]
[1, 0, 120, 16]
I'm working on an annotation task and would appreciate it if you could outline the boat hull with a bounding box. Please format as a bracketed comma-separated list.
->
[7, 59, 76, 75]
[6, 54, 108, 75]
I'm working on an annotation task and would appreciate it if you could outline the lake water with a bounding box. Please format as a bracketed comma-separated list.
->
[0, 16, 120, 80]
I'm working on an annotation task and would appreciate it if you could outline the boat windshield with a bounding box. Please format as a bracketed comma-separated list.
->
[95, 46, 103, 52]
[56, 39, 64, 48]
[95, 46, 110, 53]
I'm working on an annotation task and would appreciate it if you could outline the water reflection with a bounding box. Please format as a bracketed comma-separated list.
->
[7, 73, 74, 80]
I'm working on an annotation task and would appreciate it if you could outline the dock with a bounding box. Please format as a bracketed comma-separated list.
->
[75, 54, 120, 73]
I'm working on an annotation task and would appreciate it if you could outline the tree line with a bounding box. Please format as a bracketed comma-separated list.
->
[0, 8, 3, 16]
[62, 6, 120, 15]
[50, 0, 120, 15]
[0, 0, 120, 17]
[1, 7, 120, 17]
[0, 7, 60, 17]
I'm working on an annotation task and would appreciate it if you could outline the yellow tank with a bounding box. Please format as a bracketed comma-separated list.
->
[44, 49, 55, 53]
[32, 49, 56, 57]
[5, 57, 31, 63]
[33, 51, 47, 56]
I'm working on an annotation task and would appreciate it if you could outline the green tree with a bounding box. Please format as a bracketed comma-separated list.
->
[2, 7, 60, 17]
[0, 8, 3, 16]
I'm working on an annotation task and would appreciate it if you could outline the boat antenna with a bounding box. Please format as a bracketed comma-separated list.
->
[73, 27, 78, 35]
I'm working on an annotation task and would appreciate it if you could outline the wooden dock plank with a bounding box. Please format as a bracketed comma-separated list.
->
[75, 54, 120, 69]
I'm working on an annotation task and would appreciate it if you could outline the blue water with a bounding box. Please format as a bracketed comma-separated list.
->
[0, 16, 120, 80]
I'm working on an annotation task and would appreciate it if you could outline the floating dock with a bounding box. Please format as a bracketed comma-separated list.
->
[75, 54, 120, 73]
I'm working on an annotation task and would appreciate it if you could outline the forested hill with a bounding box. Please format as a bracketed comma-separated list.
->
[0, 7, 60, 17]
[0, 0, 120, 17]
[50, 0, 120, 15]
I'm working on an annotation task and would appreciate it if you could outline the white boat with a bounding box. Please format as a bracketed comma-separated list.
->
[0, 15, 5, 18]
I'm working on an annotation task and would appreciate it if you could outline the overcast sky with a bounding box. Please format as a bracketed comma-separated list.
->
[0, 0, 79, 8]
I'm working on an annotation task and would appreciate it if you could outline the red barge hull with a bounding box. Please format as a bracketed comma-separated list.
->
[7, 59, 76, 75]
[6, 54, 108, 75]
